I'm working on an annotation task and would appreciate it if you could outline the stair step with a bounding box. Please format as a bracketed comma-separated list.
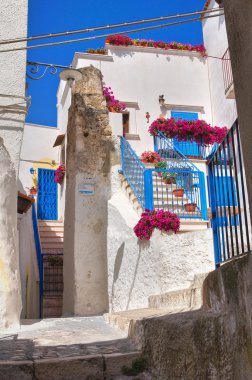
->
[41, 244, 64, 249]
[105, 308, 183, 336]
[40, 237, 64, 243]
[40, 230, 64, 236]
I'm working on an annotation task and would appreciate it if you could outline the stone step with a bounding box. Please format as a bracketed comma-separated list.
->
[39, 226, 64, 232]
[106, 275, 208, 336]
[0, 350, 143, 379]
[41, 242, 64, 248]
[40, 230, 64, 237]
[105, 308, 182, 337]
[40, 236, 64, 243]
[148, 273, 208, 311]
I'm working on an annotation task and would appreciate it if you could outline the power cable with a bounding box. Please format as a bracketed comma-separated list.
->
[0, 7, 223, 46]
[0, 12, 224, 54]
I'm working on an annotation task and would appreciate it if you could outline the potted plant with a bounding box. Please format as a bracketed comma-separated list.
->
[184, 203, 197, 212]
[29, 186, 37, 195]
[140, 151, 161, 167]
[173, 188, 185, 197]
[154, 160, 167, 176]
[54, 164, 66, 185]
[162, 172, 177, 185]
[133, 209, 180, 240]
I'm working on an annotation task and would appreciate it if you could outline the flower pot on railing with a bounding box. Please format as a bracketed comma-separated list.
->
[29, 186, 37, 195]
[163, 177, 176, 185]
[173, 189, 185, 198]
[184, 203, 197, 212]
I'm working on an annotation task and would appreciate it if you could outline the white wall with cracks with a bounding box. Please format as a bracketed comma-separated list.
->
[107, 164, 215, 312]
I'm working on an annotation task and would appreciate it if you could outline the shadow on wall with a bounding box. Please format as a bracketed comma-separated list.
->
[126, 241, 150, 311]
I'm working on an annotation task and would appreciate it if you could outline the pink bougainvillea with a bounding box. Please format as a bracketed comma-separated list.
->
[106, 35, 207, 57]
[140, 151, 161, 164]
[103, 85, 126, 112]
[54, 164, 65, 185]
[134, 209, 180, 240]
[149, 118, 228, 146]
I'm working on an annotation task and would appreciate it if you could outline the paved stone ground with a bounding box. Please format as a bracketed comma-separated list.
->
[0, 316, 137, 361]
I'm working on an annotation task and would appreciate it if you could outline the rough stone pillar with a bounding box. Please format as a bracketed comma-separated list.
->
[224, 0, 252, 226]
[0, 139, 22, 327]
[63, 66, 112, 316]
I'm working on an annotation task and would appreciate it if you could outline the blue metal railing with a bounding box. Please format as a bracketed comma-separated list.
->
[154, 130, 214, 160]
[151, 169, 207, 220]
[32, 203, 43, 318]
[121, 136, 208, 220]
[208, 119, 251, 266]
[154, 131, 200, 171]
[173, 139, 212, 159]
[121, 136, 146, 208]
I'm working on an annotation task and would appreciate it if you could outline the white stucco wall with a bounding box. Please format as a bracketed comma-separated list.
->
[0, 0, 28, 172]
[0, 0, 28, 327]
[107, 165, 215, 312]
[202, 0, 237, 128]
[18, 211, 39, 319]
[19, 123, 60, 193]
[57, 46, 212, 156]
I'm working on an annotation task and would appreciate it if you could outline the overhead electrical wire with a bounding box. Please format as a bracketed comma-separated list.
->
[0, 11, 224, 54]
[0, 7, 223, 46]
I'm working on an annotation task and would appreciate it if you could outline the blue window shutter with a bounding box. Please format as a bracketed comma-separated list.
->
[171, 111, 198, 121]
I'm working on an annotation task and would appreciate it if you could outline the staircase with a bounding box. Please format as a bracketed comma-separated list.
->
[38, 220, 64, 318]
[120, 174, 208, 232]
[120, 134, 209, 231]
[105, 273, 207, 337]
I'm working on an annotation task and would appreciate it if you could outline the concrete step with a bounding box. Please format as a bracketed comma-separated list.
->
[106, 274, 209, 336]
[40, 236, 64, 243]
[40, 230, 64, 237]
[148, 273, 208, 311]
[179, 220, 208, 231]
[105, 308, 183, 337]
[39, 225, 64, 231]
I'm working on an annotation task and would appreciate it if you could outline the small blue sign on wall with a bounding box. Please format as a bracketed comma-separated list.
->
[78, 183, 95, 195]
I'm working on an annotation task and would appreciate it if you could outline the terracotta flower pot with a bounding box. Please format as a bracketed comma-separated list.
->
[30, 188, 37, 195]
[184, 203, 197, 212]
[163, 177, 176, 185]
[173, 189, 185, 197]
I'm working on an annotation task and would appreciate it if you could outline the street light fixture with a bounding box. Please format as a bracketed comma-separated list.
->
[59, 68, 82, 87]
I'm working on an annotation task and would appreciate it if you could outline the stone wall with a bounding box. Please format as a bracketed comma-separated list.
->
[133, 254, 252, 379]
[63, 66, 112, 316]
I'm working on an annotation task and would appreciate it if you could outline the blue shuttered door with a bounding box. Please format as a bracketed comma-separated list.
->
[171, 111, 199, 157]
[37, 168, 58, 220]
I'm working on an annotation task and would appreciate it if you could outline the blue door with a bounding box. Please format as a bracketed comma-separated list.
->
[37, 168, 58, 220]
[215, 176, 238, 227]
[171, 111, 200, 157]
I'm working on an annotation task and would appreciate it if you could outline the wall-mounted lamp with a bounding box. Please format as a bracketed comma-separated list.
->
[30, 167, 37, 175]
[59, 68, 82, 88]
[146, 112, 151, 123]
[159, 95, 165, 106]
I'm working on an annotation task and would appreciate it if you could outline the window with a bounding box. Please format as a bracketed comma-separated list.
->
[123, 112, 130, 136]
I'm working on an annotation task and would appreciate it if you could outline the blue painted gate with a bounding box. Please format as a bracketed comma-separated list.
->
[37, 168, 58, 220]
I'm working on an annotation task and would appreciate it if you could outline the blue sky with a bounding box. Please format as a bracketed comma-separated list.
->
[27, 0, 205, 127]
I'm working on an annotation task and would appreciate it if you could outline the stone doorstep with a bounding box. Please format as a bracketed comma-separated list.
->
[0, 352, 142, 380]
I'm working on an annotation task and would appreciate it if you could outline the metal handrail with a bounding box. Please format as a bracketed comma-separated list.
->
[32, 203, 43, 319]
